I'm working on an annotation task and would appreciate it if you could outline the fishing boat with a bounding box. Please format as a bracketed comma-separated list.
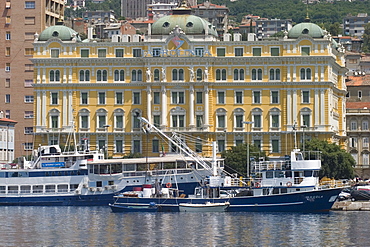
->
[109, 202, 158, 212]
[111, 117, 342, 212]
[179, 202, 230, 212]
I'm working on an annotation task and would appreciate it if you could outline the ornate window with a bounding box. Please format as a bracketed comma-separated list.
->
[97, 70, 107, 82]
[269, 68, 280, 81]
[300, 68, 312, 81]
[49, 70, 60, 82]
[79, 70, 90, 82]
[252, 69, 262, 81]
[114, 70, 125, 82]
[234, 69, 244, 81]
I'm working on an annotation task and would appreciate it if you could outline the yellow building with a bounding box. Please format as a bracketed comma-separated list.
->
[31, 4, 347, 158]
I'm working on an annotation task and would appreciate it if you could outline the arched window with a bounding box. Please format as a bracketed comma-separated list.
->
[97, 70, 107, 82]
[221, 69, 226, 80]
[114, 70, 125, 82]
[49, 70, 60, 82]
[234, 69, 244, 81]
[79, 70, 89, 82]
[179, 69, 184, 81]
[216, 108, 227, 130]
[132, 70, 137, 81]
[216, 69, 227, 81]
[50, 70, 55, 82]
[269, 68, 280, 81]
[216, 69, 221, 80]
[252, 69, 262, 81]
[172, 69, 178, 81]
[196, 69, 203, 81]
[137, 70, 142, 81]
[55, 70, 60, 82]
[300, 68, 311, 80]
[154, 69, 160, 81]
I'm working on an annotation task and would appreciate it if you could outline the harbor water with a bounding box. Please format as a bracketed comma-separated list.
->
[0, 206, 368, 246]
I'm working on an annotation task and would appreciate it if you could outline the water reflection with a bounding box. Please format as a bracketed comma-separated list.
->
[0, 207, 368, 246]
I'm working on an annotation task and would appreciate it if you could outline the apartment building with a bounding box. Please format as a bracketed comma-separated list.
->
[346, 75, 370, 178]
[343, 13, 370, 39]
[0, 0, 64, 159]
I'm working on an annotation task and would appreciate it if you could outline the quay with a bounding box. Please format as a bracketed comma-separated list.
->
[332, 201, 370, 211]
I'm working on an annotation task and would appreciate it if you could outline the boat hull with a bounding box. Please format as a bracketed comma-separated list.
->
[109, 203, 158, 212]
[179, 203, 229, 212]
[113, 188, 341, 212]
[0, 193, 117, 206]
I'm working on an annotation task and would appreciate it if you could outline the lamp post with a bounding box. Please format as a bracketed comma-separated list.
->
[103, 124, 110, 159]
[243, 121, 254, 178]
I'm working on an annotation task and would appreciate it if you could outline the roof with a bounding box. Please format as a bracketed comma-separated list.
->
[288, 20, 324, 39]
[346, 75, 370, 86]
[0, 118, 17, 124]
[151, 14, 218, 36]
[347, 102, 370, 109]
[38, 24, 81, 42]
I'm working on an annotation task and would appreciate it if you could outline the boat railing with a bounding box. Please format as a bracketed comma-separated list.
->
[121, 168, 195, 178]
[252, 161, 289, 172]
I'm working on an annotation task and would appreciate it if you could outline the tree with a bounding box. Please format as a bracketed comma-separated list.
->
[304, 139, 355, 179]
[362, 23, 370, 53]
[328, 22, 341, 36]
[221, 144, 268, 177]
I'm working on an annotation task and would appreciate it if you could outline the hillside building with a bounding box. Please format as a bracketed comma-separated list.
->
[346, 75, 370, 178]
[343, 13, 370, 39]
[31, 3, 347, 159]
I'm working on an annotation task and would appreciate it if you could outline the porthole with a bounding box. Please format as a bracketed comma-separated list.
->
[163, 22, 170, 28]
[52, 31, 59, 37]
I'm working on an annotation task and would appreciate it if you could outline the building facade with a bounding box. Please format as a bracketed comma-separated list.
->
[346, 75, 370, 178]
[31, 5, 347, 159]
[191, 1, 229, 38]
[0, 0, 64, 159]
[343, 13, 370, 39]
[121, 0, 181, 20]
[0, 114, 17, 164]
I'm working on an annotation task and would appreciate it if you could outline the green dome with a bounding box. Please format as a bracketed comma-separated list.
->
[151, 14, 218, 36]
[288, 22, 324, 39]
[38, 25, 81, 42]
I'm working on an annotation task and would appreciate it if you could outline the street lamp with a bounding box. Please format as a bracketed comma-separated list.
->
[243, 121, 254, 178]
[103, 124, 110, 159]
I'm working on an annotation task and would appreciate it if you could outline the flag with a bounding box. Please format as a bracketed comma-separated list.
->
[161, 144, 166, 157]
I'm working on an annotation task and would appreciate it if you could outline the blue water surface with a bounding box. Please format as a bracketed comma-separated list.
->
[0, 206, 367, 246]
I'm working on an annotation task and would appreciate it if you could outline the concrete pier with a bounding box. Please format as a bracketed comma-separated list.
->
[332, 201, 370, 211]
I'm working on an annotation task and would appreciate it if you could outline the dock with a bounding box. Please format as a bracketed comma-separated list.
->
[332, 201, 370, 211]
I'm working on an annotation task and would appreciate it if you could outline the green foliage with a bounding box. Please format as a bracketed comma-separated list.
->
[207, 0, 370, 32]
[221, 144, 268, 176]
[304, 139, 355, 179]
[362, 23, 370, 53]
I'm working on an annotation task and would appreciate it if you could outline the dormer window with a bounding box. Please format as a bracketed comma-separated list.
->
[163, 22, 170, 28]
[186, 22, 193, 27]
[52, 31, 59, 37]
[302, 28, 309, 34]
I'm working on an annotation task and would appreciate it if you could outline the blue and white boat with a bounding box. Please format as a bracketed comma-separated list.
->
[109, 117, 342, 212]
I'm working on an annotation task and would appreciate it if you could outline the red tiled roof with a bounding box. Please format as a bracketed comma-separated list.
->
[347, 102, 370, 109]
[346, 75, 370, 86]
[0, 118, 17, 124]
